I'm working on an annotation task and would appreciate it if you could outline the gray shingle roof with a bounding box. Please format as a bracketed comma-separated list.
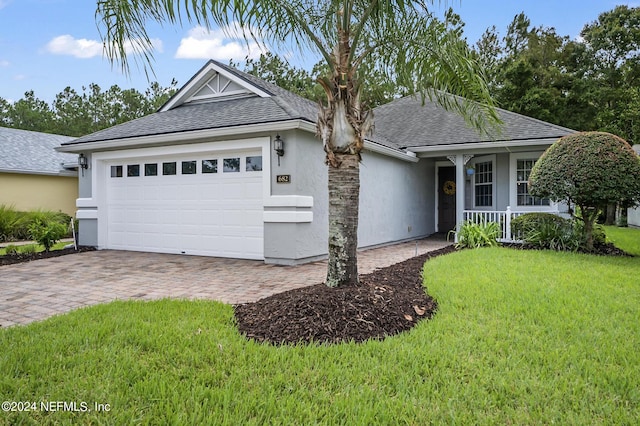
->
[65, 60, 321, 146]
[62, 60, 574, 152]
[372, 95, 574, 149]
[0, 127, 77, 175]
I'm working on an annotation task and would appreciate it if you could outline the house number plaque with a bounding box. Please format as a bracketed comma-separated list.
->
[276, 174, 291, 183]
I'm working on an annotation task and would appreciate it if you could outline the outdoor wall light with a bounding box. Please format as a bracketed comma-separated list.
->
[78, 153, 88, 176]
[274, 134, 285, 166]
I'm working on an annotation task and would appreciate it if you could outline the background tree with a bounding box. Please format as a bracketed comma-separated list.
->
[0, 80, 177, 137]
[474, 13, 589, 130]
[96, 0, 500, 287]
[579, 5, 640, 145]
[528, 132, 640, 250]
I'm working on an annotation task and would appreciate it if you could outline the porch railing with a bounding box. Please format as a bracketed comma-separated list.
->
[462, 207, 559, 242]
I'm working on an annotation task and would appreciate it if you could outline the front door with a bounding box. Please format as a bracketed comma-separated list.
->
[438, 166, 456, 233]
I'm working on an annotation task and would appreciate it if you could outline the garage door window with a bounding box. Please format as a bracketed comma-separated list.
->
[145, 163, 158, 176]
[163, 162, 177, 175]
[182, 161, 197, 174]
[111, 165, 123, 178]
[127, 165, 140, 177]
[246, 156, 262, 171]
[223, 158, 240, 172]
[202, 159, 217, 173]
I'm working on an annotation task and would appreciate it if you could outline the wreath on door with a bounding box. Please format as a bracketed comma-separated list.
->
[443, 180, 456, 195]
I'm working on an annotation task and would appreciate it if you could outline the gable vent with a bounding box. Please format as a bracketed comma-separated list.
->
[188, 72, 250, 102]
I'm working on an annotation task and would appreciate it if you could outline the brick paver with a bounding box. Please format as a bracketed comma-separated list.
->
[0, 237, 451, 327]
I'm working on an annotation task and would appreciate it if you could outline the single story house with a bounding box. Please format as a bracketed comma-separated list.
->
[58, 60, 573, 264]
[0, 126, 78, 216]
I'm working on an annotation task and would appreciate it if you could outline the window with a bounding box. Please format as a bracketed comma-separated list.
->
[110, 165, 123, 178]
[474, 161, 493, 207]
[182, 161, 197, 174]
[145, 163, 158, 176]
[246, 156, 263, 171]
[517, 159, 550, 206]
[127, 164, 140, 177]
[202, 159, 218, 174]
[162, 162, 177, 175]
[223, 158, 240, 172]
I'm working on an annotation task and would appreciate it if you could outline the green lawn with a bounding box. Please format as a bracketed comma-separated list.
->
[604, 225, 640, 256]
[1, 232, 638, 424]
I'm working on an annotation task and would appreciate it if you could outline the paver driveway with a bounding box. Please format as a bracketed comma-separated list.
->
[0, 237, 451, 327]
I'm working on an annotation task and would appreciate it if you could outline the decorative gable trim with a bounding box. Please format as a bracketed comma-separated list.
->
[160, 60, 272, 112]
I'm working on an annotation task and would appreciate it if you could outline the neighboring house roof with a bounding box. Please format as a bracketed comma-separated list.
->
[372, 95, 575, 152]
[0, 127, 77, 176]
[60, 60, 574, 155]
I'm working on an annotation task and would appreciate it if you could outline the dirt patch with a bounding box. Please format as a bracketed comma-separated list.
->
[0, 246, 96, 266]
[234, 245, 456, 345]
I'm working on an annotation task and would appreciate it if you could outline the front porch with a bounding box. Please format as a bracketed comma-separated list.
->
[429, 152, 565, 243]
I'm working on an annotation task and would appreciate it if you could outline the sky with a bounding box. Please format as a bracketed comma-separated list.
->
[0, 0, 635, 104]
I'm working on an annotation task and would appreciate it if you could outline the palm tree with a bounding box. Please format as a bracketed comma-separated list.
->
[96, 0, 501, 287]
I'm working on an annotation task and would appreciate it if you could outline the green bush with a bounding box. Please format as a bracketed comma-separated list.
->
[0, 205, 22, 242]
[456, 220, 500, 249]
[511, 213, 570, 240]
[524, 221, 582, 251]
[28, 220, 68, 252]
[513, 213, 607, 252]
[0, 207, 72, 242]
[19, 244, 37, 255]
[4, 244, 19, 255]
[529, 132, 640, 250]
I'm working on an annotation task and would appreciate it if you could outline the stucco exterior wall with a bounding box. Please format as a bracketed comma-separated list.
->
[0, 172, 77, 216]
[264, 130, 329, 263]
[358, 150, 434, 247]
[264, 130, 435, 263]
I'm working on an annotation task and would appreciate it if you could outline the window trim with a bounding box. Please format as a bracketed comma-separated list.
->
[509, 152, 556, 212]
[471, 155, 495, 209]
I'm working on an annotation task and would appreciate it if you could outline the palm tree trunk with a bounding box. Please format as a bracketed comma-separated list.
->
[326, 152, 360, 287]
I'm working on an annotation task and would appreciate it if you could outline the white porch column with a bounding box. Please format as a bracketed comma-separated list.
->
[446, 154, 473, 240]
[455, 154, 465, 236]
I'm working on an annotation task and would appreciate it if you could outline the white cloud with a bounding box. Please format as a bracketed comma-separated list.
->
[0, 1, 11, 10]
[0, 60, 9, 67]
[13, 74, 25, 81]
[175, 25, 266, 61]
[45, 35, 163, 59]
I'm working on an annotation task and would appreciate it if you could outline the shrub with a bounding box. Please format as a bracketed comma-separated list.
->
[456, 220, 500, 249]
[28, 220, 68, 252]
[524, 221, 582, 252]
[4, 244, 19, 255]
[529, 132, 640, 250]
[0, 205, 21, 242]
[19, 244, 37, 255]
[511, 213, 570, 240]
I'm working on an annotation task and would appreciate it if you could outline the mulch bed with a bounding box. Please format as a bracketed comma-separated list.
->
[0, 246, 96, 266]
[234, 245, 457, 346]
[501, 241, 632, 257]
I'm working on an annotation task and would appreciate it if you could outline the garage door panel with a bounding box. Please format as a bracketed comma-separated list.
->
[106, 152, 263, 259]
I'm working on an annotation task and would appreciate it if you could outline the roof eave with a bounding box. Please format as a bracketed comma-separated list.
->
[0, 168, 78, 177]
[56, 119, 317, 153]
[407, 138, 563, 157]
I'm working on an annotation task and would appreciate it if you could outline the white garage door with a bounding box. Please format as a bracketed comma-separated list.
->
[105, 151, 264, 259]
